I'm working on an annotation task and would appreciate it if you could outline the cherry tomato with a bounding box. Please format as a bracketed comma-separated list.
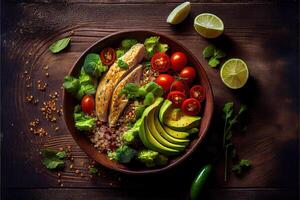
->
[100, 48, 116, 66]
[170, 52, 188, 72]
[81, 95, 95, 114]
[181, 98, 201, 116]
[180, 66, 196, 84]
[190, 85, 206, 102]
[167, 91, 186, 108]
[170, 80, 188, 95]
[155, 74, 175, 93]
[151, 52, 171, 72]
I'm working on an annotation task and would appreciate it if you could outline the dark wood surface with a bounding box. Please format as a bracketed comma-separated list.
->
[1, 0, 299, 199]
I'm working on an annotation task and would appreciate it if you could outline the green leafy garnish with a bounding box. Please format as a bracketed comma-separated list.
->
[42, 148, 66, 170]
[121, 39, 138, 51]
[117, 59, 129, 69]
[89, 167, 99, 175]
[222, 102, 249, 181]
[119, 83, 147, 100]
[116, 49, 125, 58]
[144, 36, 168, 58]
[232, 159, 251, 174]
[73, 105, 96, 131]
[107, 145, 137, 164]
[56, 151, 67, 159]
[203, 45, 225, 67]
[63, 76, 80, 96]
[83, 53, 107, 78]
[49, 37, 71, 54]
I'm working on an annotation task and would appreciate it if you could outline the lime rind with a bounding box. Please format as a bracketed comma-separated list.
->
[167, 2, 191, 25]
[220, 58, 249, 89]
[194, 13, 224, 38]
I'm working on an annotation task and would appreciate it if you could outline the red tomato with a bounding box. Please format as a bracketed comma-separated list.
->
[170, 80, 188, 95]
[190, 85, 206, 102]
[181, 98, 201, 116]
[81, 95, 95, 114]
[167, 91, 186, 108]
[100, 48, 116, 66]
[180, 66, 196, 84]
[155, 74, 175, 93]
[151, 52, 171, 72]
[170, 52, 188, 72]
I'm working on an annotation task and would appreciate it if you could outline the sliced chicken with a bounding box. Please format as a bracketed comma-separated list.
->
[95, 43, 145, 122]
[108, 65, 143, 127]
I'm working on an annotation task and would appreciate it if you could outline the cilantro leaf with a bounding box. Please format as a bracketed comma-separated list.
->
[42, 148, 65, 170]
[223, 102, 234, 119]
[203, 45, 215, 58]
[208, 57, 220, 67]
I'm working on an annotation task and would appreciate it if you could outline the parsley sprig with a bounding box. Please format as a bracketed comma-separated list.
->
[203, 45, 226, 67]
[222, 102, 250, 181]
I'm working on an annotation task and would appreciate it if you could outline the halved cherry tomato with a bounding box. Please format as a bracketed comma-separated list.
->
[181, 98, 201, 116]
[170, 52, 187, 72]
[180, 66, 196, 84]
[155, 74, 175, 93]
[170, 80, 188, 95]
[81, 95, 95, 114]
[151, 52, 171, 72]
[167, 91, 186, 108]
[100, 48, 116, 66]
[190, 85, 206, 102]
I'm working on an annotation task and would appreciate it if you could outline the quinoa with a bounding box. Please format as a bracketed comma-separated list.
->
[88, 67, 156, 153]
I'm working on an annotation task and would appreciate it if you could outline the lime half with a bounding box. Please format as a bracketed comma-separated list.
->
[220, 58, 249, 89]
[167, 2, 191, 25]
[194, 13, 224, 38]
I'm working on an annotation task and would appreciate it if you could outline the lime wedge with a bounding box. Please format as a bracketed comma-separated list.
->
[220, 58, 249, 89]
[167, 2, 191, 25]
[194, 13, 224, 38]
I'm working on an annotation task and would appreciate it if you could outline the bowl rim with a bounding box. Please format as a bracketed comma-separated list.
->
[63, 30, 214, 174]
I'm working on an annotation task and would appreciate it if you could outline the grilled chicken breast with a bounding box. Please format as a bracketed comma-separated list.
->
[108, 65, 143, 127]
[95, 43, 145, 122]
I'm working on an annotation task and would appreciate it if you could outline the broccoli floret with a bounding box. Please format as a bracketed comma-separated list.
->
[137, 150, 168, 167]
[83, 53, 107, 78]
[122, 119, 142, 145]
[107, 145, 137, 164]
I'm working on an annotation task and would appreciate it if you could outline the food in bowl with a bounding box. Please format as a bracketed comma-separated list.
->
[63, 36, 206, 168]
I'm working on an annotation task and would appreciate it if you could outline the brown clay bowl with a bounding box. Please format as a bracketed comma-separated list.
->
[63, 30, 214, 174]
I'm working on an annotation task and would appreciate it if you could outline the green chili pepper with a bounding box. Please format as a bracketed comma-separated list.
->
[190, 164, 212, 200]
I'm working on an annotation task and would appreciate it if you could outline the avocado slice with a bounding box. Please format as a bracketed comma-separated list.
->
[138, 98, 179, 156]
[164, 126, 189, 139]
[147, 109, 186, 151]
[154, 114, 189, 146]
[159, 100, 201, 131]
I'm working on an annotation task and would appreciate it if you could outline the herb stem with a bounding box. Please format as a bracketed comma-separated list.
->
[224, 146, 228, 182]
[223, 118, 227, 148]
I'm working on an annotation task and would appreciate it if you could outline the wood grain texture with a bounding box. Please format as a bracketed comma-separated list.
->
[1, 0, 299, 199]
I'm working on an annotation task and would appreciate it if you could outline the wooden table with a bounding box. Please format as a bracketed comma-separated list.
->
[1, 0, 299, 199]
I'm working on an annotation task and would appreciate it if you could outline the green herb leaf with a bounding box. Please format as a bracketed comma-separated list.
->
[73, 105, 96, 131]
[203, 45, 215, 58]
[56, 151, 67, 159]
[208, 57, 220, 67]
[117, 59, 129, 69]
[214, 48, 226, 59]
[89, 167, 99, 174]
[232, 159, 251, 174]
[223, 102, 234, 119]
[116, 49, 125, 58]
[49, 37, 70, 54]
[42, 148, 65, 170]
[156, 43, 169, 53]
[121, 39, 138, 51]
[119, 83, 147, 100]
[63, 76, 80, 95]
